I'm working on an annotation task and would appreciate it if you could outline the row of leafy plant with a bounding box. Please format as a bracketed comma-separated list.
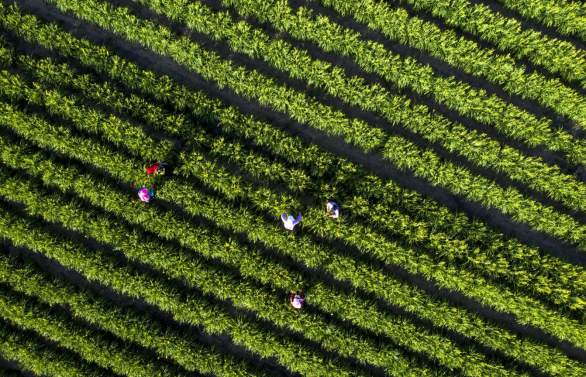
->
[0, 188, 365, 377]
[2, 15, 580, 338]
[9, 38, 585, 333]
[0, 251, 269, 377]
[36, 0, 586, 252]
[395, 0, 586, 87]
[4, 11, 584, 334]
[495, 0, 586, 41]
[6, 18, 576, 313]
[132, 0, 586, 215]
[0, 284, 187, 377]
[0, 95, 581, 377]
[317, 0, 586, 129]
[221, 0, 586, 167]
[0, 320, 103, 377]
[0, 103, 507, 377]
[0, 12, 583, 372]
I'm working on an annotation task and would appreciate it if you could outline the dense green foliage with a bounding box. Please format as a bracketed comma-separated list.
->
[0, 0, 584, 376]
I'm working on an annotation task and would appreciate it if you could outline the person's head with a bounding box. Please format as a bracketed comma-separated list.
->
[156, 165, 166, 176]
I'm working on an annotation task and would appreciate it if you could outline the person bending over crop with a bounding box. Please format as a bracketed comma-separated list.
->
[281, 213, 302, 230]
[326, 200, 340, 219]
[289, 291, 305, 310]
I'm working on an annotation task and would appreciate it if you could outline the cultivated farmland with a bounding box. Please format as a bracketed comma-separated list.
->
[0, 0, 584, 376]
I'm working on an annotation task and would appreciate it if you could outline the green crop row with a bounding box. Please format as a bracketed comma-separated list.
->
[0, 73, 173, 164]
[0, 252, 267, 377]
[318, 0, 586, 129]
[0, 103, 502, 377]
[133, 0, 586, 215]
[4, 1, 585, 263]
[397, 0, 586, 87]
[0, 196, 363, 377]
[38, 0, 586, 254]
[1, 11, 583, 370]
[0, 168, 458, 377]
[2, 10, 580, 322]
[9, 43, 582, 318]
[495, 0, 586, 41]
[0, 99, 579, 377]
[0, 285, 187, 377]
[222, 0, 586, 167]
[0, 320, 104, 377]
[0, 90, 458, 375]
[4, 10, 584, 317]
[175, 148, 586, 351]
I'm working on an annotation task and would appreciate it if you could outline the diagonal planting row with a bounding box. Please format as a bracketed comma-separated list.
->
[0, 190, 366, 377]
[395, 0, 586, 88]
[29, 0, 586, 251]
[0, 252, 269, 377]
[494, 0, 586, 41]
[317, 0, 586, 129]
[0, 284, 189, 377]
[3, 20, 584, 320]
[9, 47, 584, 317]
[131, 0, 586, 215]
[3, 19, 584, 322]
[221, 0, 586, 167]
[2, 13, 580, 366]
[0, 102, 451, 376]
[0, 320, 105, 377]
[0, 86, 582, 377]
[0, 106, 507, 377]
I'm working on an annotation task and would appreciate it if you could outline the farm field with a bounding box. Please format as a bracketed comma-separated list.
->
[0, 0, 584, 376]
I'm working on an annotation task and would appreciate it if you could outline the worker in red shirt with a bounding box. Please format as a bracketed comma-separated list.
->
[146, 161, 166, 176]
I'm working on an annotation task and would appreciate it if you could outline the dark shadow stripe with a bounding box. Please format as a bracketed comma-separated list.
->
[0, 315, 117, 377]
[0, 357, 32, 377]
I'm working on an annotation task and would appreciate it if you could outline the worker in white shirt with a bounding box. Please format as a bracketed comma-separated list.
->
[289, 291, 305, 309]
[326, 200, 340, 219]
[281, 213, 302, 230]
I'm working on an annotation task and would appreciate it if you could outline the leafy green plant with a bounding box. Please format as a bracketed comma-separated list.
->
[33, 0, 586, 253]
[0, 321, 105, 377]
[222, 0, 586, 166]
[396, 0, 586, 88]
[495, 0, 586, 41]
[0, 108, 582, 377]
[0, 286, 187, 377]
[318, 0, 586, 128]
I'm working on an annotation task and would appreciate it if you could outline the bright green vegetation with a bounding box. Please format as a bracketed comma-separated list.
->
[0, 0, 584, 376]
